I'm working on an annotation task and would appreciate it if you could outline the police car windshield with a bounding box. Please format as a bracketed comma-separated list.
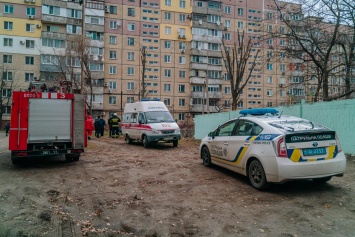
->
[144, 111, 175, 123]
[269, 120, 326, 132]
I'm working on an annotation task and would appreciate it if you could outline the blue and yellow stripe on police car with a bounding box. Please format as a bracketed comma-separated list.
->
[287, 145, 338, 162]
[211, 136, 258, 166]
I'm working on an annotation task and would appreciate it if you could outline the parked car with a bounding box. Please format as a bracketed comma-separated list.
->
[199, 108, 346, 190]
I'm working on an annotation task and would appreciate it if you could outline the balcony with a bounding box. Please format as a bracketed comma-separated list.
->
[91, 71, 105, 79]
[190, 91, 222, 99]
[41, 31, 66, 40]
[85, 23, 105, 33]
[192, 7, 207, 15]
[207, 50, 222, 57]
[190, 104, 220, 113]
[190, 62, 208, 70]
[67, 18, 82, 26]
[42, 0, 66, 7]
[192, 20, 224, 31]
[192, 34, 222, 44]
[91, 103, 104, 110]
[40, 64, 62, 73]
[190, 48, 208, 56]
[42, 14, 67, 24]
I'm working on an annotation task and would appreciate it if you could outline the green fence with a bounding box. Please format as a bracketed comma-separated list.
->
[195, 99, 355, 154]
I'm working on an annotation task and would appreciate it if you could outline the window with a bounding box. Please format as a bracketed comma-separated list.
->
[26, 7, 36, 16]
[43, 5, 60, 15]
[128, 23, 135, 31]
[165, 0, 171, 6]
[267, 12, 273, 20]
[280, 64, 286, 71]
[4, 38, 13, 46]
[67, 9, 82, 18]
[224, 33, 231, 40]
[179, 42, 186, 50]
[3, 71, 13, 81]
[238, 8, 243, 16]
[179, 56, 186, 64]
[197, 1, 203, 7]
[3, 55, 12, 64]
[267, 76, 273, 83]
[2, 89, 12, 98]
[127, 97, 134, 103]
[127, 52, 134, 60]
[225, 87, 231, 94]
[25, 56, 34, 65]
[109, 6, 117, 14]
[280, 26, 285, 34]
[179, 0, 186, 8]
[179, 98, 185, 106]
[109, 66, 117, 74]
[280, 39, 286, 46]
[110, 20, 117, 29]
[179, 70, 186, 78]
[267, 51, 272, 58]
[25, 73, 35, 82]
[224, 20, 231, 28]
[127, 82, 134, 90]
[267, 25, 272, 33]
[165, 27, 171, 35]
[268, 38, 273, 45]
[164, 83, 171, 92]
[267, 102, 273, 107]
[178, 84, 185, 92]
[127, 67, 135, 75]
[164, 40, 171, 49]
[109, 50, 117, 59]
[164, 55, 171, 63]
[238, 21, 244, 28]
[109, 35, 117, 44]
[42, 38, 65, 48]
[267, 63, 273, 70]
[4, 21, 13, 30]
[179, 14, 186, 22]
[26, 23, 35, 32]
[109, 81, 117, 90]
[164, 12, 171, 20]
[164, 98, 171, 106]
[225, 6, 231, 14]
[128, 8, 135, 16]
[267, 89, 273, 96]
[4, 4, 14, 14]
[164, 69, 171, 77]
[128, 37, 135, 46]
[109, 96, 117, 105]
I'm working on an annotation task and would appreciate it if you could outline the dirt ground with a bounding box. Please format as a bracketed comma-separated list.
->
[0, 133, 355, 237]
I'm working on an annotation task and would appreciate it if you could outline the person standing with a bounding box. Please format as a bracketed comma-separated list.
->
[108, 113, 120, 138]
[94, 116, 101, 138]
[4, 122, 10, 136]
[99, 115, 106, 137]
[108, 114, 113, 137]
[86, 113, 94, 140]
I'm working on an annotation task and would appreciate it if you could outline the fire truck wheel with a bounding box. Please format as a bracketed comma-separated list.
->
[66, 154, 80, 162]
[11, 156, 21, 165]
[72, 154, 80, 161]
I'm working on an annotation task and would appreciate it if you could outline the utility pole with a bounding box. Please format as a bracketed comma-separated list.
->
[140, 46, 147, 100]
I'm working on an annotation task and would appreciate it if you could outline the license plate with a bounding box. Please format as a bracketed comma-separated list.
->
[42, 150, 59, 155]
[164, 136, 173, 141]
[302, 147, 326, 156]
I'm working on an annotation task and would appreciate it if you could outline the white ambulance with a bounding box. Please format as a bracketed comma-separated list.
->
[122, 99, 181, 148]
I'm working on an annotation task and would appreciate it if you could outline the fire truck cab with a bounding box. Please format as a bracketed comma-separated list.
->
[9, 81, 87, 164]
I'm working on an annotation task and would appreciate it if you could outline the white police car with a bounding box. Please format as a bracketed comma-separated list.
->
[199, 108, 346, 190]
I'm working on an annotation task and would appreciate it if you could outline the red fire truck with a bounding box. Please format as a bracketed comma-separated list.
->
[9, 82, 87, 164]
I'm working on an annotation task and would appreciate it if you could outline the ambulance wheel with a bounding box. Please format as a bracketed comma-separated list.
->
[125, 135, 132, 144]
[143, 135, 149, 148]
[173, 140, 178, 147]
[313, 176, 332, 183]
[201, 146, 212, 167]
[248, 159, 270, 190]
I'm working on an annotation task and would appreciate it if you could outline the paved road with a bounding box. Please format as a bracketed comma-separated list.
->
[0, 132, 9, 155]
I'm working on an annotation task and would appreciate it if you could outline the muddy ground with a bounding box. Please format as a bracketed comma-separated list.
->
[0, 133, 355, 237]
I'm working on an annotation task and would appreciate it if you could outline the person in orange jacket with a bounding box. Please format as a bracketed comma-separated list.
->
[86, 113, 94, 140]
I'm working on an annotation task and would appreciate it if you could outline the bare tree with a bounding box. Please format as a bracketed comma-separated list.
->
[140, 46, 148, 100]
[274, 0, 354, 101]
[221, 30, 261, 110]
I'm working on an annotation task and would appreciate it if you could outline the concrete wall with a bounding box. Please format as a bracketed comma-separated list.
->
[195, 99, 355, 154]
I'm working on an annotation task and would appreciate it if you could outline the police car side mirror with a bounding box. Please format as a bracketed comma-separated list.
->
[208, 132, 215, 139]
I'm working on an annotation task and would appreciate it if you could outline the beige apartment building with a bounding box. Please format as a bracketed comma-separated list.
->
[3, 0, 348, 126]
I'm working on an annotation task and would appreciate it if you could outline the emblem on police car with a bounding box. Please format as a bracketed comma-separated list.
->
[312, 142, 318, 147]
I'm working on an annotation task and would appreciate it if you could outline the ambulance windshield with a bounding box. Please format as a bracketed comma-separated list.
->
[145, 111, 175, 123]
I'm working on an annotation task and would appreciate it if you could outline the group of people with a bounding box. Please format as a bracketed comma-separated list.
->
[86, 113, 121, 140]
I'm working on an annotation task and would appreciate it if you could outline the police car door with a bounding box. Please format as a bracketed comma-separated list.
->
[210, 120, 239, 160]
[227, 119, 256, 171]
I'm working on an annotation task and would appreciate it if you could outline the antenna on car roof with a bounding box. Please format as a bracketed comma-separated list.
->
[278, 111, 283, 118]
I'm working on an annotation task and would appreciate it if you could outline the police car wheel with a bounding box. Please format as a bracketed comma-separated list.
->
[248, 160, 270, 190]
[143, 136, 149, 148]
[201, 146, 212, 167]
[313, 176, 332, 183]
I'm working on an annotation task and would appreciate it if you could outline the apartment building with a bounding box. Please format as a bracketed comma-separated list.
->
[4, 0, 348, 126]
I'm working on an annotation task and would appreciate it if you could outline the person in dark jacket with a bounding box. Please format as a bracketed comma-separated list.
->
[4, 122, 10, 136]
[108, 113, 121, 138]
[99, 115, 106, 136]
[94, 116, 101, 138]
